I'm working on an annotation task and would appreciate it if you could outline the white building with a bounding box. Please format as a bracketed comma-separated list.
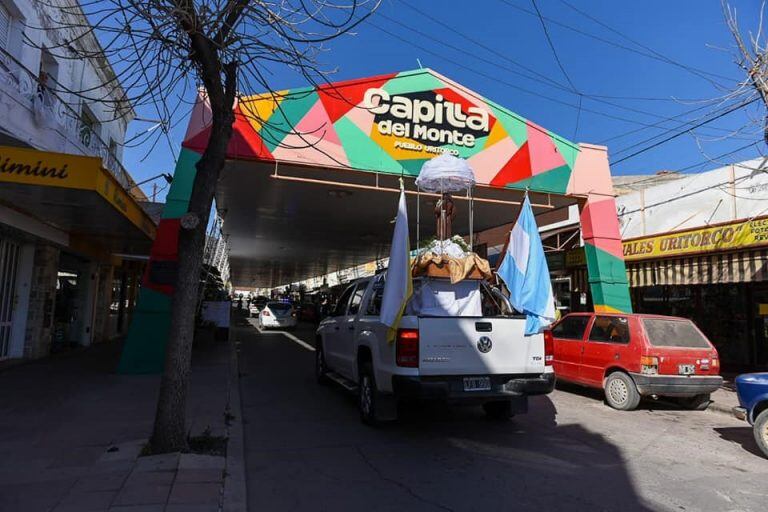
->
[0, 0, 156, 361]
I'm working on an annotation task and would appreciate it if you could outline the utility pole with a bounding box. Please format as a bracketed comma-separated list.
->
[152, 182, 157, 202]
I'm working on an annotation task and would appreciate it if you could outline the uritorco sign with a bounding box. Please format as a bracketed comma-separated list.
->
[622, 218, 768, 261]
[363, 88, 490, 153]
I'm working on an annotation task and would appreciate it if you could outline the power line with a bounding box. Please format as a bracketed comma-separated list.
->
[375, 8, 748, 142]
[612, 99, 759, 164]
[498, 0, 735, 86]
[530, 0, 578, 92]
[616, 140, 763, 188]
[599, 93, 757, 145]
[365, 19, 663, 129]
[555, 0, 732, 87]
[529, 0, 582, 138]
[611, 96, 759, 157]
[398, 1, 719, 104]
[368, 13, 752, 146]
[396, 1, 570, 92]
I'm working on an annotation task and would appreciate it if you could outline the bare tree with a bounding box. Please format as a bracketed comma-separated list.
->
[724, 1, 768, 146]
[33, 0, 378, 453]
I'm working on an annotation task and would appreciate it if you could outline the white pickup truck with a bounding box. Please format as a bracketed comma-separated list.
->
[315, 274, 555, 424]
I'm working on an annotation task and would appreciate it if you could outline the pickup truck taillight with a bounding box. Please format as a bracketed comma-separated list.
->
[543, 330, 553, 366]
[396, 329, 419, 368]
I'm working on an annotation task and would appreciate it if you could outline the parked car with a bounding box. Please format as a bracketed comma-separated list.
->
[315, 275, 555, 424]
[547, 313, 723, 411]
[258, 301, 297, 330]
[249, 296, 269, 317]
[732, 373, 768, 458]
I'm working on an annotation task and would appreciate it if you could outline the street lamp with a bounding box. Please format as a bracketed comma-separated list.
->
[129, 173, 173, 201]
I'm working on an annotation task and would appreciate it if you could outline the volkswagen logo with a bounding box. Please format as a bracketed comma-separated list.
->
[477, 336, 492, 353]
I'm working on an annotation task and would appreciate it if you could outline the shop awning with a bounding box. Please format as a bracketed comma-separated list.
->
[627, 250, 768, 287]
[0, 145, 156, 257]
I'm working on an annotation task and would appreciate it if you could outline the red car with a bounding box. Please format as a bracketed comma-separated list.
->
[546, 313, 723, 411]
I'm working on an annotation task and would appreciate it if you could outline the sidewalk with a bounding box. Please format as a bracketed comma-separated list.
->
[0, 331, 243, 512]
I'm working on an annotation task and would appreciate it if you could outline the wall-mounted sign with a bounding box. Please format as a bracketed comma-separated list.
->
[0, 146, 97, 189]
[622, 217, 768, 261]
[363, 88, 490, 153]
[0, 145, 156, 240]
[565, 247, 586, 267]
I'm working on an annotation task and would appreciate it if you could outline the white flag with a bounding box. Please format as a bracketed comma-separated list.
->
[380, 182, 413, 342]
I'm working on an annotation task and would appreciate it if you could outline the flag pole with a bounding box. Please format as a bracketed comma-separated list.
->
[416, 185, 420, 255]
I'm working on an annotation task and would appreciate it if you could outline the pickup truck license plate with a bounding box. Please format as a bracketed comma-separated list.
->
[678, 364, 695, 375]
[463, 377, 491, 392]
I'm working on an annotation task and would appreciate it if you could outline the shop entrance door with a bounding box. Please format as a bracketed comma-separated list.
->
[0, 238, 20, 359]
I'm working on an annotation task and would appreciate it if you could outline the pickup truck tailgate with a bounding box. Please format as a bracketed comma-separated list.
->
[418, 317, 545, 375]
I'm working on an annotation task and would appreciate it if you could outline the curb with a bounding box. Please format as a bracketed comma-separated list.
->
[707, 400, 735, 417]
[222, 328, 247, 512]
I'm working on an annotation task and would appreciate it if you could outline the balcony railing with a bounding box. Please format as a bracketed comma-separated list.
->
[0, 47, 140, 193]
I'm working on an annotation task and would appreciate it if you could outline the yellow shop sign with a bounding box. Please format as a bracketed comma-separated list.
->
[0, 145, 99, 189]
[622, 218, 768, 261]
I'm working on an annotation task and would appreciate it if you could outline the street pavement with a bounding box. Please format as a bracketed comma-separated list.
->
[236, 317, 768, 512]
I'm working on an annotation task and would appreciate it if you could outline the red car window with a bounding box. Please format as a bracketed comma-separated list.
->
[589, 316, 630, 344]
[552, 316, 590, 340]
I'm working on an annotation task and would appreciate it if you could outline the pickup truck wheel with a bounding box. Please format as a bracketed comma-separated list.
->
[604, 372, 641, 411]
[315, 342, 329, 385]
[358, 363, 378, 426]
[678, 393, 711, 411]
[754, 409, 768, 458]
[483, 400, 513, 421]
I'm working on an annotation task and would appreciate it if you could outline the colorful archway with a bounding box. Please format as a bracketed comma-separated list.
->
[119, 69, 630, 373]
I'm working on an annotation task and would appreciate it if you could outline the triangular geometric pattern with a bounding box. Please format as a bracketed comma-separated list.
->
[317, 73, 396, 123]
[181, 68, 583, 195]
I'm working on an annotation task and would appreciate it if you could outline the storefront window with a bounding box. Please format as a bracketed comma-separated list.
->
[700, 285, 751, 367]
[634, 284, 752, 368]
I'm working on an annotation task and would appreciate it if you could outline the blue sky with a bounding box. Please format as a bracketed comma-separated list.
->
[122, 0, 764, 202]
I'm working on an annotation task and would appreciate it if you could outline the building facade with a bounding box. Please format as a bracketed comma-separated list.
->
[0, 0, 155, 362]
[615, 158, 768, 371]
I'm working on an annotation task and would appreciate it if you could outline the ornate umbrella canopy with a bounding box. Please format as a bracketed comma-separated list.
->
[415, 154, 476, 193]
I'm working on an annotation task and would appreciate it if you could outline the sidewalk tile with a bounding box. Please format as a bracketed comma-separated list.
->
[112, 483, 171, 506]
[124, 470, 176, 487]
[72, 470, 131, 492]
[53, 490, 116, 512]
[49, 446, 105, 469]
[99, 440, 146, 462]
[92, 459, 136, 473]
[0, 479, 75, 512]
[179, 453, 225, 470]
[108, 506, 165, 512]
[175, 468, 224, 483]
[167, 482, 221, 505]
[133, 453, 180, 472]
[165, 505, 219, 512]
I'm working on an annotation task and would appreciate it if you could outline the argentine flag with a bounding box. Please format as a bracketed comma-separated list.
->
[497, 195, 556, 335]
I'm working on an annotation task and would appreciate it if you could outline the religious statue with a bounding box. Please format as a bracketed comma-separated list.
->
[434, 192, 456, 240]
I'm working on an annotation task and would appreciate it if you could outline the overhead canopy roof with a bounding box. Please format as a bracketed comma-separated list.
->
[217, 160, 579, 287]
[183, 69, 598, 289]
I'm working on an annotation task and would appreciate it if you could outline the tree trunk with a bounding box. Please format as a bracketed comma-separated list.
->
[149, 57, 236, 453]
